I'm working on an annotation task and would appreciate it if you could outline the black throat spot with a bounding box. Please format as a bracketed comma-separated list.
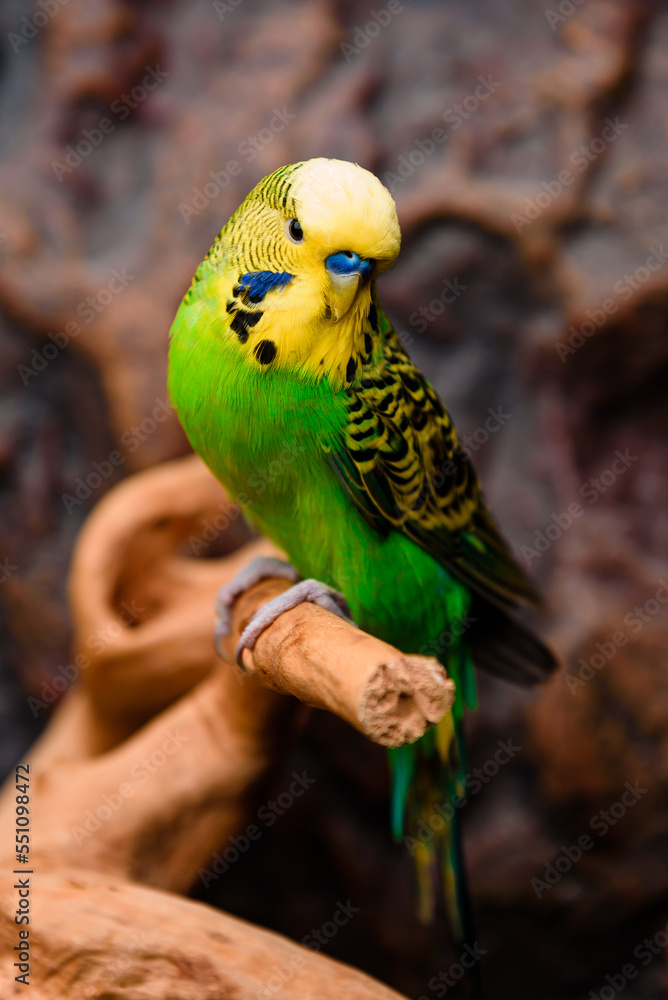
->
[231, 310, 262, 344]
[254, 339, 278, 365]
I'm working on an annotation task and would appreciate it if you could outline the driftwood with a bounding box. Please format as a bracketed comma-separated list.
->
[0, 455, 454, 998]
[223, 577, 454, 748]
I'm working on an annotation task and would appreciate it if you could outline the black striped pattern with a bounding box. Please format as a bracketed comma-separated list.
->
[183, 163, 304, 305]
[325, 305, 540, 610]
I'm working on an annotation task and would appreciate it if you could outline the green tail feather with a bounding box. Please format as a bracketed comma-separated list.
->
[389, 744, 415, 841]
[389, 583, 478, 942]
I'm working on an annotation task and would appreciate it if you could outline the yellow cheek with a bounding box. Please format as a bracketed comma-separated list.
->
[249, 275, 327, 363]
[223, 249, 372, 387]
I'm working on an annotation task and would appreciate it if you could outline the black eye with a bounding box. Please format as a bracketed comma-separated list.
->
[287, 218, 304, 243]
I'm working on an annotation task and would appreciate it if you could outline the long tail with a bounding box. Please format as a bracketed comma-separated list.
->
[389, 632, 483, 996]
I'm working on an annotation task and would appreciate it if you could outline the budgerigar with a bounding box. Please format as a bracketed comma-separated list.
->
[168, 158, 556, 961]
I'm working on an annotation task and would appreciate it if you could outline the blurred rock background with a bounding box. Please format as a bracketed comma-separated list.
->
[1, 0, 667, 996]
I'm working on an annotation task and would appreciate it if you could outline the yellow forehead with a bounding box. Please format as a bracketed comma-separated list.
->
[289, 158, 401, 271]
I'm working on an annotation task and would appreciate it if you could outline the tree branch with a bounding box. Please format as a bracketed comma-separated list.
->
[220, 577, 454, 747]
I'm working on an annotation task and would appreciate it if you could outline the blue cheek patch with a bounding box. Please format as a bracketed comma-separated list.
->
[238, 271, 293, 304]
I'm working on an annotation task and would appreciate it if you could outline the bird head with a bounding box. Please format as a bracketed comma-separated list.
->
[192, 158, 401, 385]
[286, 157, 401, 322]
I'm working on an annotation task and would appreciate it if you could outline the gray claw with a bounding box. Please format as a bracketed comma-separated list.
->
[235, 578, 355, 670]
[214, 556, 300, 660]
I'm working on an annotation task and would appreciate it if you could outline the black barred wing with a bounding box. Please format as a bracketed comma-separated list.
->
[325, 330, 539, 612]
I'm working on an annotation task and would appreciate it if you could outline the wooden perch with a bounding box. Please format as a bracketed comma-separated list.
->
[0, 455, 446, 999]
[220, 578, 454, 748]
[66, 453, 454, 750]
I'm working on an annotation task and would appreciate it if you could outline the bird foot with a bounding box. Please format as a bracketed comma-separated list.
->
[214, 556, 354, 670]
[214, 556, 300, 658]
[234, 578, 354, 670]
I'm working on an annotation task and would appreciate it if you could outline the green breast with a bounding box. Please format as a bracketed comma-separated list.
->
[168, 289, 464, 655]
[169, 285, 343, 553]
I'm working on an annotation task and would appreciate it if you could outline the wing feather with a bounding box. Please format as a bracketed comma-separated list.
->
[324, 324, 539, 613]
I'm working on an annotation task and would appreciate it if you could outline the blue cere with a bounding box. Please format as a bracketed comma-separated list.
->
[325, 251, 374, 280]
[239, 271, 293, 304]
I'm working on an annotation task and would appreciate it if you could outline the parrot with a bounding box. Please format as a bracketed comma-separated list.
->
[168, 157, 556, 968]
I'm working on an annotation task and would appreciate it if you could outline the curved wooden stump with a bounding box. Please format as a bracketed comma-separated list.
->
[0, 455, 452, 998]
[225, 577, 454, 748]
